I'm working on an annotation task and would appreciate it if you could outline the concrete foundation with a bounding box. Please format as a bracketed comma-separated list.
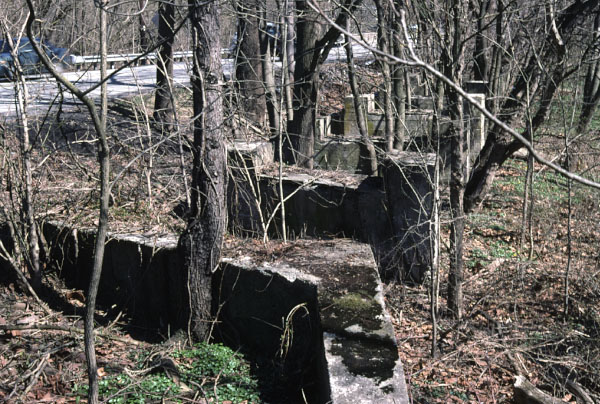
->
[27, 222, 408, 404]
[220, 239, 409, 403]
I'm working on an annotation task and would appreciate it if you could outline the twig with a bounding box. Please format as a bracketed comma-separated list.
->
[21, 353, 50, 397]
[566, 379, 595, 404]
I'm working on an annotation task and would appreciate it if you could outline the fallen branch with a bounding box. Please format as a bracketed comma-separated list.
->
[513, 375, 565, 404]
[566, 379, 595, 404]
[0, 323, 139, 345]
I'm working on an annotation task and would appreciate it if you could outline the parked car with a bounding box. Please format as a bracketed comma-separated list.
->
[0, 37, 69, 80]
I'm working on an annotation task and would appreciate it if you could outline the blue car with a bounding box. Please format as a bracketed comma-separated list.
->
[0, 37, 69, 80]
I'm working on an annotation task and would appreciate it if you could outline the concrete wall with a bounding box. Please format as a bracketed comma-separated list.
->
[42, 222, 186, 336]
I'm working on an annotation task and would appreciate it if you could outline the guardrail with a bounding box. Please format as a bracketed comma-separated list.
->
[67, 50, 200, 69]
[66, 32, 376, 70]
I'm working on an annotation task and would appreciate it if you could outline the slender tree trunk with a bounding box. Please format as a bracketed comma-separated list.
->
[472, 0, 490, 82]
[445, 0, 467, 320]
[392, 11, 406, 150]
[138, 0, 150, 61]
[180, 0, 227, 341]
[23, 3, 111, 403]
[283, 0, 295, 120]
[154, 0, 176, 129]
[345, 24, 377, 175]
[577, 11, 600, 135]
[564, 139, 573, 319]
[84, 3, 111, 402]
[260, 12, 279, 134]
[235, 0, 267, 127]
[2, 28, 42, 291]
[374, 0, 394, 152]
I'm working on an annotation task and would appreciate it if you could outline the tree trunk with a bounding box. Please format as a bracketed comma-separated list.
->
[345, 25, 377, 175]
[472, 0, 490, 82]
[180, 0, 227, 341]
[445, 0, 467, 320]
[84, 3, 111, 402]
[287, 0, 323, 167]
[283, 0, 295, 120]
[154, 0, 176, 129]
[260, 14, 279, 134]
[138, 0, 150, 61]
[235, 0, 267, 127]
[577, 11, 600, 135]
[464, 0, 597, 212]
[392, 11, 406, 150]
[286, 0, 364, 166]
[514, 376, 566, 404]
[374, 0, 394, 152]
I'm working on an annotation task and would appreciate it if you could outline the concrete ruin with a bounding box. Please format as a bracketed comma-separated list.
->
[28, 222, 408, 403]
[315, 82, 486, 174]
[229, 140, 436, 283]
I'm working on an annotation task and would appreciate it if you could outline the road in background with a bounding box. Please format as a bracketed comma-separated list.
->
[0, 41, 373, 117]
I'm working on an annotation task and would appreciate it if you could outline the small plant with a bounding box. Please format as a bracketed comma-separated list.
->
[73, 343, 260, 403]
[174, 342, 260, 403]
[489, 240, 518, 259]
[466, 247, 488, 269]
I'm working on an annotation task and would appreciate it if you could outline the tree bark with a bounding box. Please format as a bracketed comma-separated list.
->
[513, 375, 565, 404]
[472, 0, 490, 82]
[138, 0, 150, 59]
[392, 10, 406, 150]
[374, 0, 394, 152]
[577, 11, 600, 135]
[180, 0, 227, 341]
[345, 25, 377, 175]
[286, 0, 363, 167]
[154, 0, 176, 129]
[445, 0, 467, 320]
[260, 11, 279, 134]
[235, 0, 267, 127]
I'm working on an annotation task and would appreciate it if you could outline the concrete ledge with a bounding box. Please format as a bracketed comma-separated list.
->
[34, 223, 408, 403]
[219, 239, 408, 404]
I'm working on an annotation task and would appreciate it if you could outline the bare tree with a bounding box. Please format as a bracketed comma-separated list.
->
[464, 0, 600, 212]
[286, 0, 363, 167]
[23, 0, 112, 401]
[178, 0, 227, 341]
[233, 0, 267, 127]
[154, 0, 177, 129]
[344, 21, 377, 175]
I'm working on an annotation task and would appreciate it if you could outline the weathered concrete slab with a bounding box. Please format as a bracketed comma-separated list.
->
[382, 151, 437, 283]
[219, 239, 409, 404]
[42, 221, 186, 333]
[37, 223, 409, 403]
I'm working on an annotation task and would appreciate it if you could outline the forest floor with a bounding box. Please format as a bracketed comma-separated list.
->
[387, 158, 600, 403]
[1, 62, 599, 402]
[1, 156, 598, 403]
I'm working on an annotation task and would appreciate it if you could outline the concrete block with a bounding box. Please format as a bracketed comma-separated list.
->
[219, 239, 408, 404]
[39, 223, 409, 403]
[316, 115, 332, 141]
[382, 151, 437, 283]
